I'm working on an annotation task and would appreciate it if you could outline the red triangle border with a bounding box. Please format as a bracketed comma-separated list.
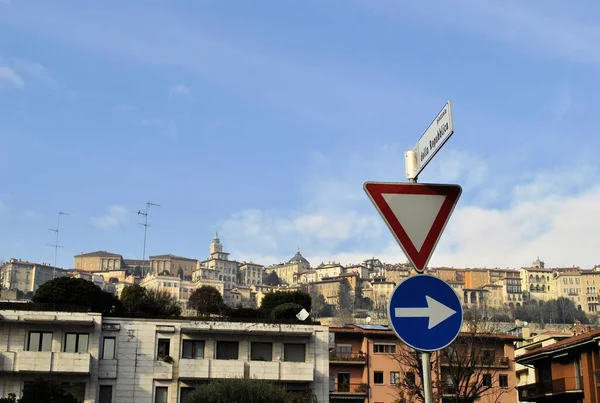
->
[364, 182, 462, 273]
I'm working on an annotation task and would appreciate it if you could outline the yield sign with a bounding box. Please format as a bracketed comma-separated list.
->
[364, 182, 462, 273]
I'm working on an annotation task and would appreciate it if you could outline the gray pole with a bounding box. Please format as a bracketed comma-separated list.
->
[50, 211, 69, 279]
[421, 351, 434, 403]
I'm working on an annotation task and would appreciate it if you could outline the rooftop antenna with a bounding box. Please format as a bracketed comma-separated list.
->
[137, 201, 160, 263]
[46, 211, 69, 279]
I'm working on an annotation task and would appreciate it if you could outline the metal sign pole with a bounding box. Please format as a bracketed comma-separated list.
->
[421, 351, 434, 403]
[407, 169, 435, 403]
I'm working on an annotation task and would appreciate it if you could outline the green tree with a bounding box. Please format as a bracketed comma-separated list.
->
[337, 279, 354, 319]
[188, 286, 223, 317]
[0, 393, 16, 403]
[264, 271, 281, 286]
[120, 285, 181, 317]
[18, 378, 79, 403]
[32, 277, 123, 315]
[309, 285, 330, 318]
[261, 290, 311, 314]
[187, 379, 311, 403]
[271, 303, 304, 320]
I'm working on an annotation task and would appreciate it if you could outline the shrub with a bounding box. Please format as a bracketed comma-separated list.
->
[271, 303, 304, 320]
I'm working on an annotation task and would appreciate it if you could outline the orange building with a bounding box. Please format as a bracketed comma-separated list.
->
[329, 324, 519, 403]
[516, 327, 600, 403]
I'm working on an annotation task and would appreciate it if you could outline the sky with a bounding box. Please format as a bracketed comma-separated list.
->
[1, 0, 600, 270]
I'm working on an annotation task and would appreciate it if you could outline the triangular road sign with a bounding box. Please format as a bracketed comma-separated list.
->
[364, 182, 462, 273]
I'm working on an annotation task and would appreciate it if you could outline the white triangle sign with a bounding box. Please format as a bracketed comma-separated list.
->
[364, 182, 462, 272]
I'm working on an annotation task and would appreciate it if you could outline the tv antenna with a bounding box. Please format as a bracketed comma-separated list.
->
[46, 211, 69, 279]
[137, 201, 160, 262]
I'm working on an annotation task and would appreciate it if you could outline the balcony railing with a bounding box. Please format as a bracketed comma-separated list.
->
[441, 355, 509, 368]
[330, 383, 368, 394]
[518, 377, 583, 400]
[329, 352, 367, 364]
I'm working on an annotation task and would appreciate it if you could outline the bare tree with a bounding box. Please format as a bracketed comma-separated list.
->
[392, 306, 515, 403]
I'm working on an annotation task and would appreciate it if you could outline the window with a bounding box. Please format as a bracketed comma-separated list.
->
[64, 333, 89, 353]
[374, 344, 396, 354]
[483, 374, 492, 387]
[27, 331, 52, 352]
[284, 343, 306, 362]
[157, 339, 171, 359]
[155, 386, 168, 403]
[98, 385, 113, 403]
[499, 374, 509, 388]
[102, 337, 116, 359]
[182, 340, 204, 359]
[180, 387, 194, 403]
[390, 371, 400, 384]
[216, 341, 239, 360]
[251, 342, 273, 361]
[374, 371, 384, 384]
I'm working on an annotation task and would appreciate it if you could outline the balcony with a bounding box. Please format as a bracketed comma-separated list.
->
[153, 360, 174, 380]
[330, 383, 368, 395]
[11, 352, 91, 374]
[281, 362, 313, 382]
[247, 361, 280, 380]
[518, 377, 583, 400]
[179, 358, 210, 379]
[441, 355, 510, 368]
[329, 352, 367, 365]
[210, 359, 245, 378]
[98, 359, 117, 379]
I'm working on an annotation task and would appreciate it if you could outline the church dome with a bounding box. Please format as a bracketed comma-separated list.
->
[287, 248, 310, 266]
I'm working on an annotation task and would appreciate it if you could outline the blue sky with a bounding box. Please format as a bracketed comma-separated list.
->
[1, 0, 600, 270]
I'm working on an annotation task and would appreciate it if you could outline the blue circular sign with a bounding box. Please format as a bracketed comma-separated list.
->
[387, 274, 463, 352]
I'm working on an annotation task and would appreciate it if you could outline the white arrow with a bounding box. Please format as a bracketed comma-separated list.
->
[394, 295, 457, 329]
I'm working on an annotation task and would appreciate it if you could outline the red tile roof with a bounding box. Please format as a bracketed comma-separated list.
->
[517, 328, 600, 361]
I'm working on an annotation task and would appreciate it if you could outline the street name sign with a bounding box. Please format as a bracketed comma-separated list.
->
[406, 100, 454, 180]
[388, 275, 463, 352]
[363, 182, 461, 273]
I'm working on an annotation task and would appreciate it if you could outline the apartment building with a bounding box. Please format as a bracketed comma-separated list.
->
[329, 324, 519, 403]
[139, 274, 225, 305]
[0, 309, 103, 402]
[238, 262, 264, 287]
[516, 327, 600, 403]
[0, 258, 69, 296]
[0, 308, 330, 403]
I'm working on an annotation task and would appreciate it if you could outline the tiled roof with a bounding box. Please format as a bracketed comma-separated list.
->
[517, 328, 600, 361]
[75, 251, 123, 258]
[149, 254, 197, 261]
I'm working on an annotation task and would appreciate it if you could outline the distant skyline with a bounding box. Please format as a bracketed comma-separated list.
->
[1, 0, 600, 269]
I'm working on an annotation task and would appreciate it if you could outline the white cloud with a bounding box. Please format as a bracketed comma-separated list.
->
[0, 66, 24, 88]
[168, 84, 192, 100]
[12, 59, 56, 89]
[219, 147, 600, 270]
[90, 205, 129, 230]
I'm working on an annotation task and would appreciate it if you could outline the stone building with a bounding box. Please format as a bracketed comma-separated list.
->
[149, 254, 198, 279]
[266, 249, 311, 285]
[0, 258, 69, 296]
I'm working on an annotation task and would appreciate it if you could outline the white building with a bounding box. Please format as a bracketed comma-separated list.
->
[0, 309, 330, 403]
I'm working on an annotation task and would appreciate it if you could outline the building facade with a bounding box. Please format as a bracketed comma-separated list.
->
[0, 259, 69, 296]
[0, 309, 330, 403]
